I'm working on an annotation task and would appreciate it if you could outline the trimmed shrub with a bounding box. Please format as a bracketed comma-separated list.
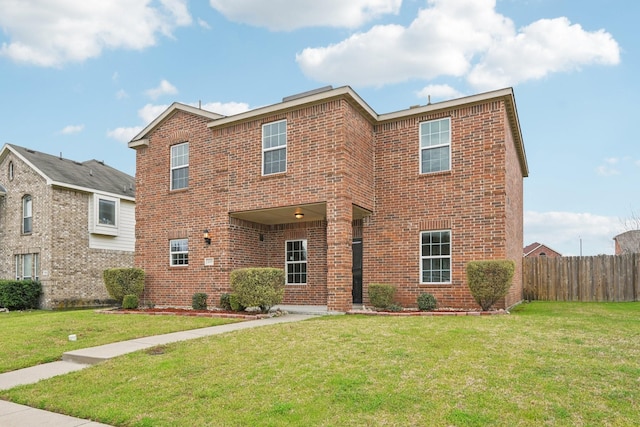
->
[417, 293, 437, 311]
[219, 293, 232, 311]
[192, 293, 208, 310]
[229, 294, 245, 312]
[122, 294, 139, 309]
[387, 303, 403, 312]
[230, 268, 285, 314]
[466, 260, 515, 311]
[0, 280, 42, 310]
[368, 283, 395, 309]
[103, 268, 145, 305]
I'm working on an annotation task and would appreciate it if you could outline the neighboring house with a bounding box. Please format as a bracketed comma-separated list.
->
[0, 144, 135, 309]
[129, 86, 528, 311]
[613, 230, 640, 255]
[523, 242, 562, 258]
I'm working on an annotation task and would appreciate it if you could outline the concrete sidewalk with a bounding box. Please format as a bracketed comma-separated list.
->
[0, 311, 318, 426]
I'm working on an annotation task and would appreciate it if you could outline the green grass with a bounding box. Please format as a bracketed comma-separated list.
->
[2, 302, 640, 426]
[0, 309, 241, 373]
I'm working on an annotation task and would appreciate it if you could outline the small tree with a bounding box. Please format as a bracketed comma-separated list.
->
[230, 268, 285, 313]
[466, 260, 515, 311]
[368, 283, 396, 309]
[103, 268, 145, 306]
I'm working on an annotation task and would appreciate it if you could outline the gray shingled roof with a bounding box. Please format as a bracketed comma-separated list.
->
[8, 144, 135, 198]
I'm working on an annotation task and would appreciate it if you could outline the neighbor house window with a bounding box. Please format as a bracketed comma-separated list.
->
[8, 161, 14, 181]
[170, 142, 189, 190]
[22, 195, 32, 233]
[98, 198, 116, 226]
[420, 117, 451, 173]
[170, 239, 188, 266]
[15, 253, 39, 280]
[420, 230, 451, 284]
[262, 120, 287, 175]
[286, 239, 307, 284]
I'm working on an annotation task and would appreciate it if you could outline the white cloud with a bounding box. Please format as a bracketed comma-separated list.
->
[145, 80, 178, 100]
[197, 18, 211, 29]
[60, 124, 84, 135]
[596, 157, 620, 176]
[107, 126, 143, 143]
[0, 0, 192, 67]
[525, 211, 621, 256]
[296, 0, 620, 90]
[416, 84, 464, 102]
[116, 89, 129, 100]
[196, 101, 250, 116]
[208, 0, 401, 31]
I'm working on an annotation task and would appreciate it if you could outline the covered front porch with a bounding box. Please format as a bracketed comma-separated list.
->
[228, 202, 371, 312]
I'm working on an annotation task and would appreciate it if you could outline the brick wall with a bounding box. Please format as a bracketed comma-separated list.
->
[0, 152, 132, 309]
[132, 93, 525, 311]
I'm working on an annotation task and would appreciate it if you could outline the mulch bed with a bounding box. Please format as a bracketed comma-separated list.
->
[347, 308, 507, 316]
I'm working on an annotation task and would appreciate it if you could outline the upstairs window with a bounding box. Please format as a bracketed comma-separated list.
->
[420, 118, 451, 174]
[170, 142, 189, 190]
[170, 238, 189, 266]
[286, 239, 307, 285]
[262, 120, 287, 175]
[22, 195, 32, 234]
[420, 230, 451, 284]
[98, 198, 116, 226]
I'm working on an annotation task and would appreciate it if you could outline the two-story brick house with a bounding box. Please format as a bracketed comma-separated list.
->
[129, 86, 527, 312]
[0, 144, 136, 309]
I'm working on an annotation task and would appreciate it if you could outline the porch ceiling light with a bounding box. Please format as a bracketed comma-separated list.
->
[294, 209, 304, 219]
[203, 229, 211, 245]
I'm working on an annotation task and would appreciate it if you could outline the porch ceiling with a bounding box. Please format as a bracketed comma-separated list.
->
[230, 203, 371, 225]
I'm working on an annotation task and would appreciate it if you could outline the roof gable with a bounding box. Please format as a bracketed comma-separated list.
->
[1, 144, 135, 199]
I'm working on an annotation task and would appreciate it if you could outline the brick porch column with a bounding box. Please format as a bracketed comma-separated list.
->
[326, 196, 353, 312]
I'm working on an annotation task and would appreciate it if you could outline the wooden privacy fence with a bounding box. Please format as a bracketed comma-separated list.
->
[523, 254, 640, 302]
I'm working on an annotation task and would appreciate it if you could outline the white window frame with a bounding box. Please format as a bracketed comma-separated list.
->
[91, 194, 119, 236]
[170, 142, 189, 190]
[262, 119, 287, 175]
[420, 230, 451, 284]
[170, 238, 189, 266]
[22, 195, 32, 234]
[15, 253, 39, 281]
[419, 117, 451, 174]
[285, 239, 307, 285]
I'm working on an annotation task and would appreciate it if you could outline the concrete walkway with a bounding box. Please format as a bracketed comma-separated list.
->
[0, 310, 320, 426]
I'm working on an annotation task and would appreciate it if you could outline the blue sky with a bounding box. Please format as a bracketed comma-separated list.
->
[0, 0, 636, 256]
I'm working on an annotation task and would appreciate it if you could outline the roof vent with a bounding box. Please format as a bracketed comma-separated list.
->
[282, 86, 333, 103]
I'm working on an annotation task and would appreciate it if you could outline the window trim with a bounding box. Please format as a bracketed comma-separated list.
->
[15, 253, 39, 281]
[170, 238, 189, 267]
[91, 194, 119, 236]
[22, 195, 32, 234]
[420, 229, 452, 285]
[419, 117, 451, 174]
[262, 119, 287, 176]
[285, 239, 307, 285]
[170, 142, 189, 191]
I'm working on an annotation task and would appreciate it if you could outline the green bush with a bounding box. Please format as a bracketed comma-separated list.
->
[387, 303, 403, 312]
[466, 260, 515, 311]
[229, 294, 245, 312]
[0, 280, 42, 310]
[122, 294, 139, 309]
[230, 268, 285, 313]
[368, 283, 396, 309]
[103, 268, 145, 305]
[219, 293, 232, 311]
[417, 293, 437, 311]
[192, 293, 208, 310]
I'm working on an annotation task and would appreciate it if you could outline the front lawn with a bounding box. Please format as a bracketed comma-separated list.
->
[2, 302, 639, 426]
[0, 309, 241, 373]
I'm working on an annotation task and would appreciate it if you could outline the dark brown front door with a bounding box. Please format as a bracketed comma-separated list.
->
[352, 238, 363, 304]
